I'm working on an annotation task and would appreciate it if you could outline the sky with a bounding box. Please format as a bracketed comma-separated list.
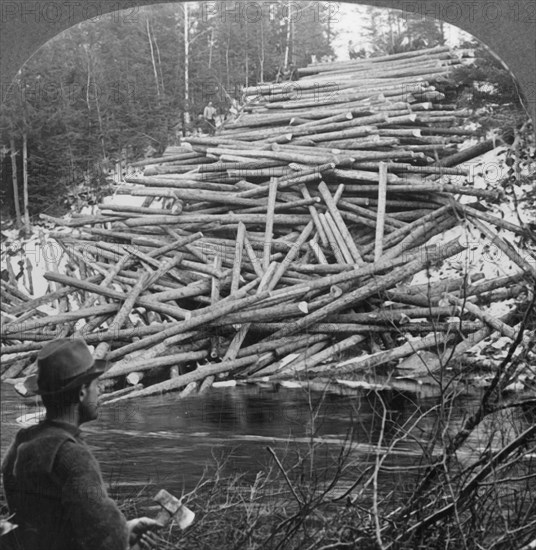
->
[330, 2, 472, 60]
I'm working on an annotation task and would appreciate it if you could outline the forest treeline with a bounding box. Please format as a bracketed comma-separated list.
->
[0, 2, 523, 223]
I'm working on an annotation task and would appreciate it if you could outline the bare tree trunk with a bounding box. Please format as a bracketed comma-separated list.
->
[183, 3, 190, 126]
[259, 18, 265, 83]
[22, 131, 30, 234]
[146, 17, 161, 97]
[153, 29, 165, 95]
[226, 29, 230, 91]
[245, 16, 249, 88]
[208, 28, 214, 70]
[283, 1, 291, 71]
[9, 136, 22, 227]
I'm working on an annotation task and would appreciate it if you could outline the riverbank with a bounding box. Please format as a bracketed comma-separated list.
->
[2, 379, 535, 549]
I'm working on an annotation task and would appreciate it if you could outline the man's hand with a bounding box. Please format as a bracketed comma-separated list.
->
[127, 517, 163, 549]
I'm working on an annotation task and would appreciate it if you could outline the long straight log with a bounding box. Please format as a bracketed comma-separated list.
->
[103, 355, 258, 402]
[263, 178, 278, 271]
[268, 239, 466, 340]
[333, 331, 454, 374]
[42, 273, 190, 320]
[318, 181, 363, 264]
[469, 217, 536, 280]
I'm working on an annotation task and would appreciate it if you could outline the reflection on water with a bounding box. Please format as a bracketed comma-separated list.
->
[1, 382, 528, 501]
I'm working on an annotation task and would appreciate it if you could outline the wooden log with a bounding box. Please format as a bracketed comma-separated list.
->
[43, 273, 191, 320]
[453, 201, 529, 237]
[309, 235, 328, 264]
[268, 239, 466, 340]
[1, 303, 120, 336]
[468, 217, 536, 281]
[445, 294, 527, 343]
[251, 339, 330, 377]
[319, 213, 345, 263]
[263, 178, 278, 271]
[122, 213, 312, 228]
[93, 272, 150, 360]
[267, 221, 314, 291]
[374, 162, 388, 261]
[279, 334, 367, 376]
[99, 384, 144, 403]
[437, 139, 496, 167]
[103, 355, 258, 402]
[333, 331, 454, 374]
[318, 181, 363, 264]
[102, 350, 209, 379]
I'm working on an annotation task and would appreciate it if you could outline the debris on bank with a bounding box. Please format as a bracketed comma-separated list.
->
[1, 46, 535, 401]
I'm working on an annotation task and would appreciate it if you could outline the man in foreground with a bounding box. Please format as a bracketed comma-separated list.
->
[1, 338, 162, 549]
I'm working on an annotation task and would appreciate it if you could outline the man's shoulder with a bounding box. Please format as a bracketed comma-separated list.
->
[7, 422, 84, 477]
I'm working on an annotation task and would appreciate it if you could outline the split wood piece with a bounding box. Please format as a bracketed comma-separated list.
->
[268, 239, 466, 341]
[102, 355, 258, 403]
[374, 162, 388, 262]
[332, 331, 454, 375]
[469, 217, 536, 281]
[43, 272, 191, 319]
[263, 178, 278, 271]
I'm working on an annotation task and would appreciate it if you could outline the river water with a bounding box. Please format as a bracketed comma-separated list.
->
[3, 380, 515, 505]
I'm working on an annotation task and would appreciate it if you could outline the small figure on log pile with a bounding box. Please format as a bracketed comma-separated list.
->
[202, 101, 217, 135]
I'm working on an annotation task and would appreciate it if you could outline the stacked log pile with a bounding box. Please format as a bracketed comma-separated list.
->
[1, 46, 534, 402]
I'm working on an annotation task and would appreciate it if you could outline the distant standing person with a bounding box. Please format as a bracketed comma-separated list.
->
[203, 101, 217, 134]
[348, 40, 358, 60]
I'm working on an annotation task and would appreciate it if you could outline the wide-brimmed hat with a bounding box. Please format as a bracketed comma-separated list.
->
[23, 338, 106, 396]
